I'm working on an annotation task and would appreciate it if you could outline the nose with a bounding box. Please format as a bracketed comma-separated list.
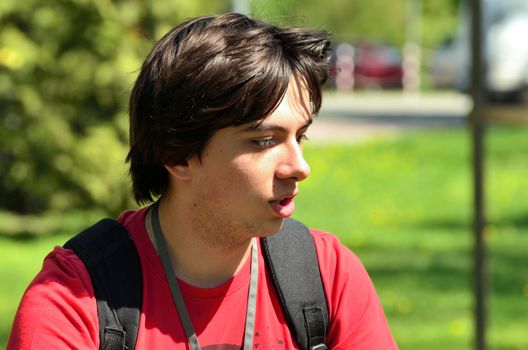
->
[275, 141, 311, 182]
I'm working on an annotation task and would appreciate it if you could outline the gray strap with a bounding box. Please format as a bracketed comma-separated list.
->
[151, 202, 200, 349]
[150, 201, 258, 350]
[243, 240, 258, 349]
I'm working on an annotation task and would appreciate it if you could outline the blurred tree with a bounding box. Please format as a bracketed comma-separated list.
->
[252, 0, 461, 48]
[0, 0, 459, 215]
[0, 0, 228, 214]
[420, 0, 461, 49]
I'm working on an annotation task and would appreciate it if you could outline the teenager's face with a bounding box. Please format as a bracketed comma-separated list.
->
[186, 78, 313, 241]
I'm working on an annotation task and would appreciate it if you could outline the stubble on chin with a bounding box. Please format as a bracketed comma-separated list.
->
[191, 207, 284, 248]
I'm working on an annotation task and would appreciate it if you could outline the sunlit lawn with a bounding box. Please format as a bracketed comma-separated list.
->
[1, 127, 527, 349]
[296, 126, 528, 350]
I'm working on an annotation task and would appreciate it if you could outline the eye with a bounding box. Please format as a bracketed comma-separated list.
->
[252, 138, 276, 149]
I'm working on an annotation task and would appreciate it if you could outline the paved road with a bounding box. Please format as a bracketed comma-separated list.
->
[309, 91, 472, 142]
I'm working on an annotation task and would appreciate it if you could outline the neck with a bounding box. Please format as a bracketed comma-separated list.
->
[148, 197, 254, 288]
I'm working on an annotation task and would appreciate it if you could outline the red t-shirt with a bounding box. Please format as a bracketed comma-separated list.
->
[8, 208, 398, 349]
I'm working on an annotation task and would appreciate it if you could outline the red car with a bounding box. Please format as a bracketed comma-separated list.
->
[327, 41, 404, 90]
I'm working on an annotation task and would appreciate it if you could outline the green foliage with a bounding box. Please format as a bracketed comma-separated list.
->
[0, 0, 229, 214]
[421, 0, 461, 49]
[252, 0, 408, 44]
[252, 0, 461, 48]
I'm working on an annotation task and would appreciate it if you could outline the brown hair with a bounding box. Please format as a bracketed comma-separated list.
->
[127, 13, 331, 204]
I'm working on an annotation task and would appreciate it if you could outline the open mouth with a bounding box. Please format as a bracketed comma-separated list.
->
[269, 196, 296, 218]
[279, 197, 292, 206]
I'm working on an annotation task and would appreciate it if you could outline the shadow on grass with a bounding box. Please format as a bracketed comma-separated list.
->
[0, 230, 48, 242]
[489, 249, 528, 296]
[490, 213, 528, 229]
[363, 249, 471, 291]
[0, 210, 107, 241]
[405, 211, 528, 231]
[0, 227, 78, 242]
[360, 242, 527, 299]
[408, 218, 471, 231]
[0, 223, 86, 242]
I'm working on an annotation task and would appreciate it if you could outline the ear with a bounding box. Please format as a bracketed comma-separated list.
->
[164, 162, 192, 181]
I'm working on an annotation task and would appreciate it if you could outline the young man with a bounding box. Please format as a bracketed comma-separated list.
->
[8, 13, 398, 349]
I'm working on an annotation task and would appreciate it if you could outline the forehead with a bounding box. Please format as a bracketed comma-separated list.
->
[274, 78, 312, 119]
[244, 78, 313, 130]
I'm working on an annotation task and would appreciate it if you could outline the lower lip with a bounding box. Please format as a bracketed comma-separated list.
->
[269, 197, 296, 218]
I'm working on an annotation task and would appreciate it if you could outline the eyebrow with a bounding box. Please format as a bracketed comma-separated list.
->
[240, 117, 313, 133]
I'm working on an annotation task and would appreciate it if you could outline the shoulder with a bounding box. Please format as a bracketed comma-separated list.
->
[308, 228, 373, 302]
[307, 228, 398, 349]
[308, 227, 373, 297]
[7, 246, 99, 349]
[309, 228, 365, 273]
[117, 207, 148, 230]
[308, 227, 374, 318]
[23, 246, 95, 300]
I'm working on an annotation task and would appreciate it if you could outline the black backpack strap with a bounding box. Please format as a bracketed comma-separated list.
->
[64, 219, 142, 350]
[261, 218, 329, 350]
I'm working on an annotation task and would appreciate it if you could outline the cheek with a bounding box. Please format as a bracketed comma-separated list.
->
[233, 156, 275, 188]
[200, 161, 255, 199]
[197, 153, 277, 201]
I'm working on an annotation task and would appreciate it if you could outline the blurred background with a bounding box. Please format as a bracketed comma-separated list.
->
[1, 0, 527, 349]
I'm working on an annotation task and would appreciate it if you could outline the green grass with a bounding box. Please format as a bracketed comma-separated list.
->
[0, 232, 72, 347]
[294, 127, 528, 350]
[1, 127, 527, 349]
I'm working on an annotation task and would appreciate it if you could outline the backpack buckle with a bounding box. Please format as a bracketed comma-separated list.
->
[310, 345, 328, 350]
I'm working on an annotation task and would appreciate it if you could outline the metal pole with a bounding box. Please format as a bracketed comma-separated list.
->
[232, 0, 250, 15]
[469, 0, 487, 349]
[403, 0, 423, 92]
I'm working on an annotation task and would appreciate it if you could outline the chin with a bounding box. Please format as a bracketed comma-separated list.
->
[254, 217, 285, 237]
